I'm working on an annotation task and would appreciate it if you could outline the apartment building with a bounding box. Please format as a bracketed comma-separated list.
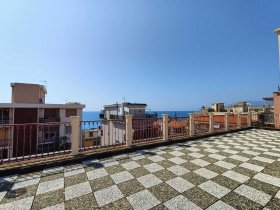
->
[0, 83, 85, 158]
[99, 102, 147, 120]
[94, 102, 158, 147]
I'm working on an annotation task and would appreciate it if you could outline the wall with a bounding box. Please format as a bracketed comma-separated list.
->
[273, 92, 280, 114]
[273, 92, 280, 128]
[12, 84, 42, 104]
[101, 122, 125, 146]
[60, 108, 83, 145]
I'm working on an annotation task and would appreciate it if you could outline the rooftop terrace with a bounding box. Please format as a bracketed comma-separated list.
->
[0, 129, 280, 209]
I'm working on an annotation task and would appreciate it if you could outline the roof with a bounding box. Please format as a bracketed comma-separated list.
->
[275, 28, 280, 35]
[11, 82, 47, 94]
[211, 102, 224, 105]
[263, 97, 274, 101]
[104, 102, 147, 108]
[230, 101, 248, 107]
[0, 103, 85, 109]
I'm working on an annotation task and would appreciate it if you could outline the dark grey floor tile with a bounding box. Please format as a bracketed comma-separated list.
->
[211, 175, 241, 190]
[135, 158, 153, 166]
[152, 170, 177, 182]
[244, 178, 280, 196]
[89, 175, 115, 192]
[1, 184, 38, 204]
[158, 160, 175, 168]
[262, 162, 280, 178]
[129, 167, 150, 178]
[105, 165, 125, 174]
[65, 173, 88, 188]
[221, 191, 262, 210]
[205, 164, 228, 174]
[232, 166, 257, 177]
[201, 156, 220, 164]
[32, 189, 64, 210]
[149, 183, 179, 202]
[64, 193, 98, 210]
[117, 179, 145, 197]
[181, 172, 207, 186]
[40, 173, 64, 183]
[180, 162, 200, 171]
[265, 198, 280, 210]
[151, 203, 169, 210]
[223, 158, 243, 165]
[99, 197, 132, 210]
[183, 186, 218, 209]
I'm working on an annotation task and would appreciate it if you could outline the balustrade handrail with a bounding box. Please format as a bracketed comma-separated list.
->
[1, 112, 279, 165]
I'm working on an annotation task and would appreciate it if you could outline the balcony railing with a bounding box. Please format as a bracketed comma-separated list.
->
[0, 122, 71, 164]
[168, 117, 189, 138]
[1, 112, 279, 165]
[80, 119, 126, 151]
[258, 113, 274, 126]
[39, 117, 60, 123]
[133, 118, 163, 143]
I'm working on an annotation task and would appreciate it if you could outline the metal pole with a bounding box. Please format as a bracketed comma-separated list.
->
[275, 28, 280, 84]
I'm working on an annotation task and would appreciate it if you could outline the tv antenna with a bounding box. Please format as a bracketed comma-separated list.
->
[40, 80, 47, 89]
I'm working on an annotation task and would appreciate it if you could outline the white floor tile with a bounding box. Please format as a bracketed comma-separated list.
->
[127, 189, 160, 210]
[234, 184, 271, 206]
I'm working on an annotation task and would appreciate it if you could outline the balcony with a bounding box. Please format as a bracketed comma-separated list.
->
[0, 118, 10, 124]
[109, 115, 125, 120]
[39, 117, 60, 123]
[0, 139, 12, 148]
[99, 114, 125, 120]
[259, 113, 275, 127]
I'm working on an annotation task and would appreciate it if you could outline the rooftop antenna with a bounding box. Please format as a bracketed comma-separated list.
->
[275, 28, 280, 90]
[40, 80, 47, 88]
[40, 80, 47, 97]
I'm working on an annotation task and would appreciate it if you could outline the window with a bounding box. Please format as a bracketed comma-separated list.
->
[44, 108, 59, 118]
[0, 109, 9, 124]
[89, 132, 93, 137]
[65, 126, 71, 134]
[43, 132, 56, 144]
[66, 109, 77, 117]
[93, 139, 101, 146]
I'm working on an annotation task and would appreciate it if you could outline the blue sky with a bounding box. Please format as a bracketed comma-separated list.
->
[0, 0, 280, 111]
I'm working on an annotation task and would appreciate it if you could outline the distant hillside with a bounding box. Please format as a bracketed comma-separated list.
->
[248, 101, 269, 107]
[225, 100, 273, 108]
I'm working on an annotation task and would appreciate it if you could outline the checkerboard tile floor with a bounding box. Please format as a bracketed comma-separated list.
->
[1, 129, 280, 209]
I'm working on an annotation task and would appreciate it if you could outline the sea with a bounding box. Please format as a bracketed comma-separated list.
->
[82, 111, 194, 121]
